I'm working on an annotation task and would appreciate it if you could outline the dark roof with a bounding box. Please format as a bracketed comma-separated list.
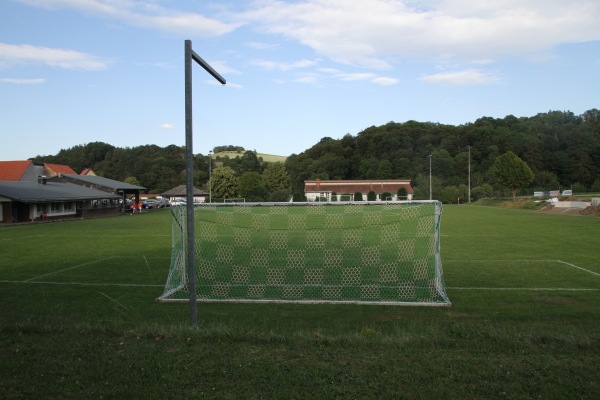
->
[0, 181, 120, 203]
[56, 174, 145, 190]
[161, 185, 207, 197]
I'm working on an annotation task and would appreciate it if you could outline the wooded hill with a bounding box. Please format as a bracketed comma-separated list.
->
[31, 109, 600, 201]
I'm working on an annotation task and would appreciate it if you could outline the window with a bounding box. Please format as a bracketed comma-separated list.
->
[50, 203, 61, 213]
[63, 202, 73, 211]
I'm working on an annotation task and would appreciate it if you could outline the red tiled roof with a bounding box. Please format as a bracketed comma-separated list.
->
[44, 163, 77, 175]
[304, 180, 413, 194]
[80, 168, 91, 175]
[0, 160, 33, 181]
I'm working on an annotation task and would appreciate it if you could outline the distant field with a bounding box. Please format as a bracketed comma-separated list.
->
[214, 150, 287, 162]
[1, 205, 599, 399]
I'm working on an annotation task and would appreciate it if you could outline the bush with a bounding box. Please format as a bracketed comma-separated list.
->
[471, 183, 494, 200]
[397, 187, 408, 199]
[354, 192, 363, 201]
[572, 182, 587, 193]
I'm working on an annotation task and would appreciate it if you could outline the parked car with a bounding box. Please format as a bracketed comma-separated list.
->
[144, 199, 169, 208]
[169, 199, 187, 206]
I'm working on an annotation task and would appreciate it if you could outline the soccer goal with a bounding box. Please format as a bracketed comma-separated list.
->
[158, 201, 450, 306]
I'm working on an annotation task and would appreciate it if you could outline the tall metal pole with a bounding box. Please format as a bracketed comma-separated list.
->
[208, 150, 212, 203]
[184, 40, 197, 327]
[183, 39, 226, 328]
[467, 145, 471, 204]
[429, 154, 432, 200]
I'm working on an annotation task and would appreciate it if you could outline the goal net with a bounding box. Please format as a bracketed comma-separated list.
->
[158, 201, 450, 306]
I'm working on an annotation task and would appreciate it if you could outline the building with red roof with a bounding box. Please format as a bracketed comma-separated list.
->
[43, 163, 77, 176]
[304, 179, 413, 201]
[0, 160, 41, 181]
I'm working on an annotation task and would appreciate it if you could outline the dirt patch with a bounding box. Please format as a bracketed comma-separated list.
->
[534, 294, 581, 306]
[580, 205, 600, 216]
[540, 204, 600, 216]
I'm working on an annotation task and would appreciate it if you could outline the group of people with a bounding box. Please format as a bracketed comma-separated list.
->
[130, 201, 142, 214]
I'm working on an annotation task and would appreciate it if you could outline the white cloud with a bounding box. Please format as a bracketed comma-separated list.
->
[1, 77, 47, 84]
[333, 72, 376, 81]
[160, 123, 175, 129]
[0, 42, 109, 70]
[17, 0, 239, 36]
[421, 69, 502, 85]
[371, 76, 399, 86]
[239, 0, 600, 67]
[207, 60, 241, 76]
[246, 42, 279, 50]
[250, 58, 318, 71]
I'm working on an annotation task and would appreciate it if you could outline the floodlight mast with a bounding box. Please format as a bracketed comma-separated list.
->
[184, 39, 226, 328]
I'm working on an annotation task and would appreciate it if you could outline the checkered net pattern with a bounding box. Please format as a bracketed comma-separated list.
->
[159, 202, 449, 305]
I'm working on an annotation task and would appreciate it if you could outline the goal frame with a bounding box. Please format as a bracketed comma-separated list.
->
[159, 200, 450, 306]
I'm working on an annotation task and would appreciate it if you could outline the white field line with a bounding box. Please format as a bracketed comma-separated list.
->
[24, 256, 118, 282]
[22, 255, 169, 283]
[444, 258, 600, 291]
[0, 280, 162, 287]
[0, 234, 170, 241]
[555, 260, 600, 277]
[444, 259, 600, 277]
[448, 287, 599, 291]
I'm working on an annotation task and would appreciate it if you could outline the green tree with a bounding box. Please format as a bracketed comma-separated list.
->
[237, 172, 266, 201]
[124, 176, 141, 187]
[440, 185, 460, 204]
[211, 166, 238, 199]
[397, 187, 408, 199]
[471, 183, 494, 200]
[492, 151, 534, 200]
[262, 162, 291, 195]
[377, 160, 393, 179]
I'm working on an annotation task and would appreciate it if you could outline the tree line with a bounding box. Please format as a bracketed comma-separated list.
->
[30, 109, 600, 202]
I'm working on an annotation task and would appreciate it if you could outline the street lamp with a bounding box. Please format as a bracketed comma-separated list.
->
[467, 146, 471, 204]
[429, 154, 432, 201]
[208, 150, 212, 203]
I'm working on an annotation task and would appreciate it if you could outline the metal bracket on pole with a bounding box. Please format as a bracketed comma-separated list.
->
[184, 39, 226, 328]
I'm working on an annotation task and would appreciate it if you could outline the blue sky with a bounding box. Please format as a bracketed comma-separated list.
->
[1, 0, 599, 161]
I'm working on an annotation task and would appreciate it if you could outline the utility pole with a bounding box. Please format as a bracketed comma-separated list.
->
[429, 154, 432, 201]
[208, 150, 212, 203]
[467, 145, 471, 204]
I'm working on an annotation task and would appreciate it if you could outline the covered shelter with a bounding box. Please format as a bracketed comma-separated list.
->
[161, 184, 208, 203]
[0, 179, 121, 223]
[49, 174, 145, 212]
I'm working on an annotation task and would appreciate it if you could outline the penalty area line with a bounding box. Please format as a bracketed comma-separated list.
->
[556, 260, 600, 277]
[0, 279, 163, 288]
[24, 256, 118, 282]
[448, 287, 600, 291]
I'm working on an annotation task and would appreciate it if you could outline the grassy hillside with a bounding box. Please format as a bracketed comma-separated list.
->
[214, 150, 287, 163]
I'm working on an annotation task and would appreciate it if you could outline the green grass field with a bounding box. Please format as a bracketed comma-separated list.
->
[1, 206, 599, 399]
